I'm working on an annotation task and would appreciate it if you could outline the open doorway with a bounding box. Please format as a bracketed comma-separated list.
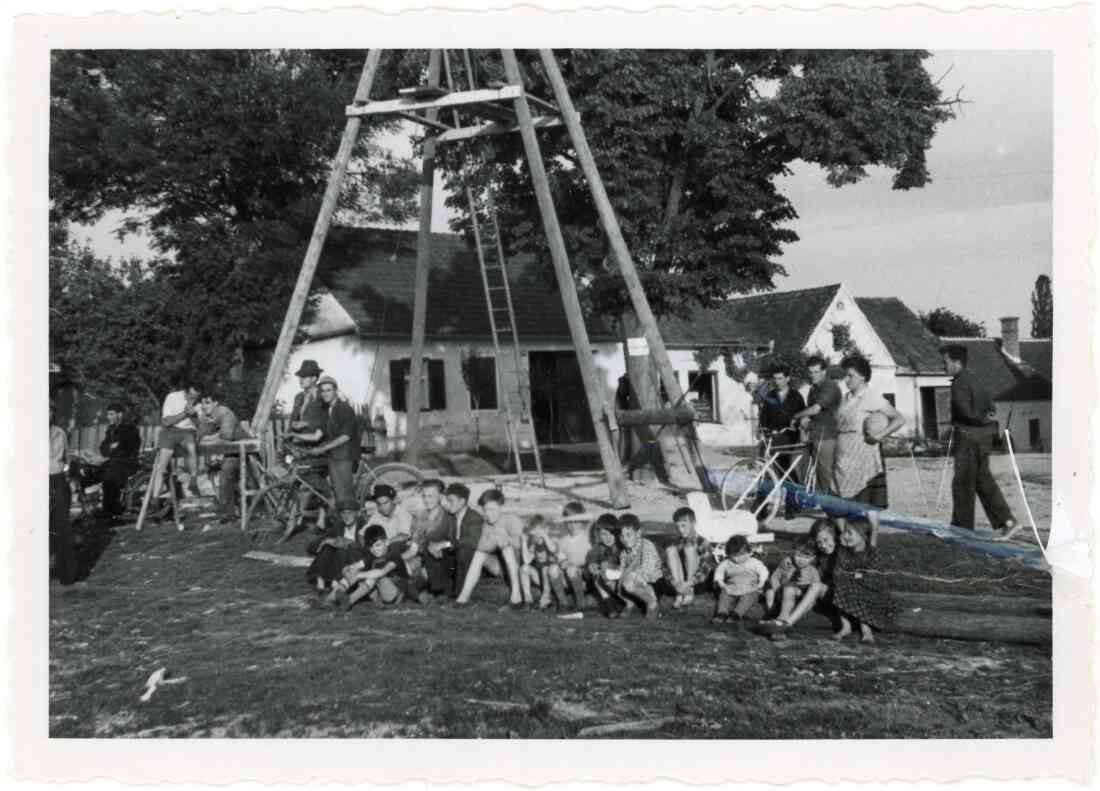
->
[528, 350, 597, 445]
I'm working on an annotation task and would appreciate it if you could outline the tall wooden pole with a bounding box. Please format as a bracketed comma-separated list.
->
[252, 50, 384, 436]
[500, 49, 629, 508]
[538, 49, 702, 489]
[403, 49, 443, 467]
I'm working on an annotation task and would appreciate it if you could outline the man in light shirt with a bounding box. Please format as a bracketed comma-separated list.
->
[150, 382, 202, 505]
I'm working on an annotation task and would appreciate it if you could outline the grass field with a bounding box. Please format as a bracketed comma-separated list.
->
[50, 511, 1052, 739]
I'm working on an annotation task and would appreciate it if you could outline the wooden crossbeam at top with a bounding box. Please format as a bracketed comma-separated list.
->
[435, 115, 563, 144]
[346, 85, 524, 117]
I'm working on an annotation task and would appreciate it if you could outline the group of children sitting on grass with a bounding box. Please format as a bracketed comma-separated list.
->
[303, 479, 896, 642]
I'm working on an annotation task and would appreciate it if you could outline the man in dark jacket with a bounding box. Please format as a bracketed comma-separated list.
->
[99, 403, 141, 517]
[757, 365, 807, 518]
[443, 482, 485, 604]
[304, 375, 361, 509]
[942, 345, 1020, 541]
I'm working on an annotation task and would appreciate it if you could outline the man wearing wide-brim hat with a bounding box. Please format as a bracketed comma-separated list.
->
[279, 359, 328, 541]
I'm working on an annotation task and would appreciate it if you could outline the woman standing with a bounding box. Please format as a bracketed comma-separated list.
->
[832, 355, 905, 518]
[49, 401, 76, 586]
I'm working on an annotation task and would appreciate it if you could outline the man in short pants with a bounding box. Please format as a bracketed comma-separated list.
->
[152, 382, 202, 502]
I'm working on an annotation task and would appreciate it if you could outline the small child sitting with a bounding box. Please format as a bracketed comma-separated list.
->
[829, 518, 896, 643]
[584, 513, 624, 618]
[762, 540, 822, 624]
[554, 501, 593, 613]
[520, 515, 558, 608]
[331, 524, 427, 610]
[710, 535, 770, 627]
[618, 513, 663, 619]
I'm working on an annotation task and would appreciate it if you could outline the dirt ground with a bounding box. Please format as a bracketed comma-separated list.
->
[48, 447, 1052, 739]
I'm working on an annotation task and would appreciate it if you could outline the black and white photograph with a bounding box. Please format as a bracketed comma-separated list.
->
[9, 0, 1094, 783]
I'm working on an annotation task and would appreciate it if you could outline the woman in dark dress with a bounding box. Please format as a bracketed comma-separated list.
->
[831, 518, 897, 643]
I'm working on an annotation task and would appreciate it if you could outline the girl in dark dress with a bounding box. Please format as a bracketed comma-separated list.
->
[831, 519, 897, 643]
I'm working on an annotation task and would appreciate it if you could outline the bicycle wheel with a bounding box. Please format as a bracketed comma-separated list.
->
[719, 458, 782, 527]
[355, 462, 424, 505]
[244, 479, 304, 545]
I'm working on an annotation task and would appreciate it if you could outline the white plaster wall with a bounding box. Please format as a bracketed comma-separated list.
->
[992, 399, 1053, 452]
[279, 335, 626, 454]
[666, 349, 757, 447]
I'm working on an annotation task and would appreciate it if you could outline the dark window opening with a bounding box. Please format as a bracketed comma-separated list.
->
[390, 358, 446, 412]
[687, 371, 719, 422]
[466, 356, 498, 410]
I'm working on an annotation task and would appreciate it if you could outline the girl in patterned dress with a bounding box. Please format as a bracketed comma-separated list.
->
[663, 506, 717, 609]
[831, 519, 897, 643]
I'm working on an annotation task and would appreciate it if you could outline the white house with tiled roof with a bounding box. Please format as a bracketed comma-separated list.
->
[278, 228, 959, 456]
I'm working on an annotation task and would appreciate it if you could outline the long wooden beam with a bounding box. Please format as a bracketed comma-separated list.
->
[538, 49, 685, 410]
[346, 85, 523, 117]
[434, 115, 562, 145]
[500, 49, 629, 509]
[396, 112, 455, 133]
[403, 49, 443, 467]
[252, 49, 383, 437]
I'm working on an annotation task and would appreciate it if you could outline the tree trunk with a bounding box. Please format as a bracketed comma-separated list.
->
[620, 310, 700, 489]
[775, 600, 1051, 646]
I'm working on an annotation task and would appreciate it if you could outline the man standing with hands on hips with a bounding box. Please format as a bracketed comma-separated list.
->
[941, 345, 1020, 541]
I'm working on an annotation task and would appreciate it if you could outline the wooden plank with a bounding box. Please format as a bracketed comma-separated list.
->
[345, 85, 523, 117]
[615, 407, 696, 427]
[435, 115, 562, 144]
[893, 591, 1052, 618]
[763, 607, 1051, 646]
[398, 85, 449, 99]
[243, 550, 312, 568]
[539, 49, 700, 490]
[404, 49, 443, 468]
[252, 49, 384, 436]
[396, 112, 455, 133]
[500, 49, 629, 509]
[525, 92, 560, 115]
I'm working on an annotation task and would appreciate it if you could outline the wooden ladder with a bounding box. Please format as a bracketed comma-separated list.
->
[468, 192, 545, 487]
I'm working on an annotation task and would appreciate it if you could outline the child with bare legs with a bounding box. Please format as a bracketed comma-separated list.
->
[454, 489, 524, 609]
[618, 514, 663, 619]
[770, 519, 838, 635]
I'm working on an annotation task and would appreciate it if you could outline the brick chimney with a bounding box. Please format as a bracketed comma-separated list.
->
[999, 316, 1020, 360]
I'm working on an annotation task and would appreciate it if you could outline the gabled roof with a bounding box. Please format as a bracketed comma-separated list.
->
[855, 297, 946, 375]
[657, 284, 841, 350]
[948, 338, 1052, 402]
[1019, 339, 1052, 380]
[310, 227, 617, 341]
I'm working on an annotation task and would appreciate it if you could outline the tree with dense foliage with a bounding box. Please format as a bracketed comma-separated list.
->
[49, 50, 420, 415]
[920, 307, 987, 338]
[435, 49, 958, 483]
[1030, 274, 1053, 339]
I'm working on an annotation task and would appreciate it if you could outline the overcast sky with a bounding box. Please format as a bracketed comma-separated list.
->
[74, 50, 1052, 339]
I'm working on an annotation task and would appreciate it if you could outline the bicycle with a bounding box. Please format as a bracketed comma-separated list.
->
[717, 428, 816, 527]
[243, 444, 424, 545]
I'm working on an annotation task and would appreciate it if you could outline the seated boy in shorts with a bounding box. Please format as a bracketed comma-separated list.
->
[554, 501, 592, 613]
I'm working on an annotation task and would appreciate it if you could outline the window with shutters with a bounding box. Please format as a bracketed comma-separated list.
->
[389, 358, 447, 412]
